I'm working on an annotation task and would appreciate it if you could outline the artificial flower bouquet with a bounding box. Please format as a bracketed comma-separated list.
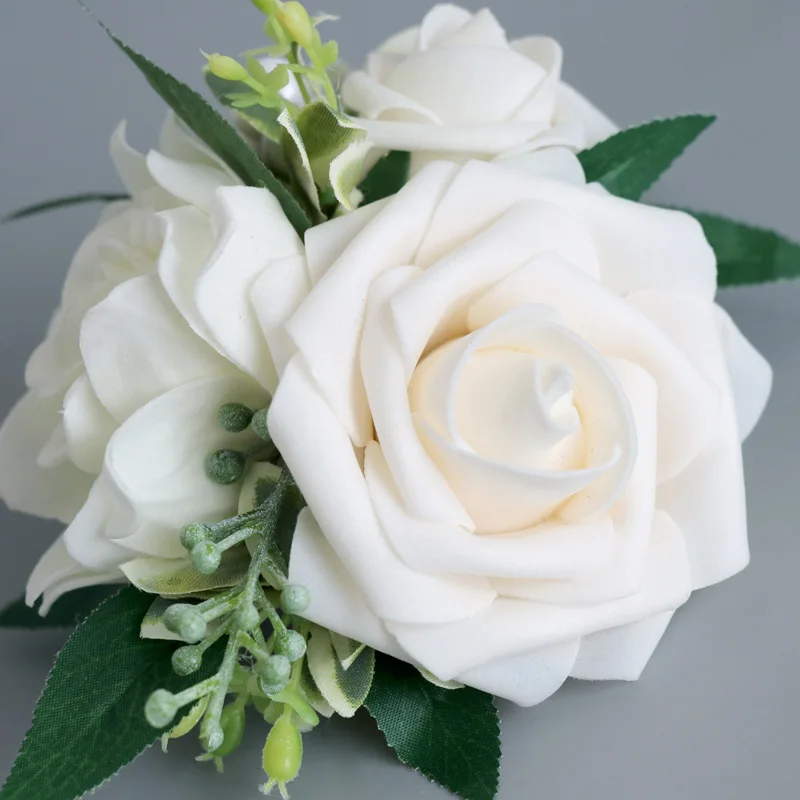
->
[0, 2, 795, 799]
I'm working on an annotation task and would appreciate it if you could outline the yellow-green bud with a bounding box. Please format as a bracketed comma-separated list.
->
[276, 2, 314, 49]
[207, 53, 249, 82]
[262, 713, 303, 786]
[251, 0, 275, 13]
[213, 704, 247, 758]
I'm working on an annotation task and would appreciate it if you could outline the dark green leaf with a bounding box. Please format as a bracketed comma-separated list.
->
[205, 70, 283, 142]
[673, 208, 800, 286]
[578, 115, 716, 201]
[365, 654, 501, 800]
[0, 585, 119, 629]
[359, 151, 411, 206]
[78, 4, 310, 236]
[2, 193, 129, 223]
[0, 587, 222, 800]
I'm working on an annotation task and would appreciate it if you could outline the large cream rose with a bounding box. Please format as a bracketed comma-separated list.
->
[0, 114, 300, 612]
[342, 4, 617, 173]
[266, 159, 772, 705]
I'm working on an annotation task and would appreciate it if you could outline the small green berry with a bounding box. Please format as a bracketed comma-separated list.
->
[171, 645, 203, 676]
[258, 655, 291, 689]
[191, 541, 222, 575]
[280, 585, 310, 615]
[206, 449, 246, 485]
[274, 630, 306, 662]
[235, 602, 261, 631]
[262, 713, 303, 787]
[250, 405, 272, 441]
[218, 402, 254, 433]
[162, 604, 207, 644]
[145, 689, 178, 729]
[180, 522, 212, 550]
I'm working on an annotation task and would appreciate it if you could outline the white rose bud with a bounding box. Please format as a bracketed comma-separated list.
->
[342, 4, 618, 175]
[262, 159, 772, 706]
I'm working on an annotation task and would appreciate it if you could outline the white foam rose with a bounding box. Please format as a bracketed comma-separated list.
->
[0, 114, 302, 612]
[342, 4, 617, 175]
[262, 159, 772, 706]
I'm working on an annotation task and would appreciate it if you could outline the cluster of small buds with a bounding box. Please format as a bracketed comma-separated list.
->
[205, 400, 275, 488]
[145, 461, 312, 794]
[207, 0, 340, 117]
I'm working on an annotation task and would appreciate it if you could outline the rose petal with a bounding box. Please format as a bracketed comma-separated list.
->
[341, 72, 443, 124]
[458, 639, 579, 707]
[493, 146, 586, 184]
[80, 273, 239, 422]
[365, 441, 617, 579]
[304, 199, 386, 286]
[194, 187, 304, 389]
[287, 162, 458, 446]
[509, 37, 562, 123]
[714, 305, 772, 441]
[418, 5, 487, 50]
[414, 161, 716, 298]
[627, 290, 751, 589]
[554, 81, 619, 148]
[360, 266, 473, 526]
[493, 358, 657, 603]
[109, 121, 158, 199]
[394, 200, 602, 372]
[386, 510, 691, 680]
[251, 255, 312, 387]
[270, 356, 496, 624]
[0, 392, 93, 523]
[288, 507, 408, 660]
[570, 610, 674, 681]
[468, 256, 720, 481]
[158, 112, 238, 177]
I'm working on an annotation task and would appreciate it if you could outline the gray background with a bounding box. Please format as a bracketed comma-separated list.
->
[1, 0, 799, 798]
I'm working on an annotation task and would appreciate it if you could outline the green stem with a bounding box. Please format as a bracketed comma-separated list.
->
[200, 631, 241, 748]
[217, 526, 260, 553]
[288, 43, 312, 105]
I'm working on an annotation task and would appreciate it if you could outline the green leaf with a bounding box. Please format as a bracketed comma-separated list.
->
[359, 150, 411, 206]
[306, 625, 374, 718]
[672, 208, 800, 286]
[578, 115, 716, 201]
[80, 4, 310, 236]
[0, 587, 222, 800]
[0, 585, 119, 629]
[2, 193, 129, 223]
[120, 548, 250, 596]
[365, 654, 501, 800]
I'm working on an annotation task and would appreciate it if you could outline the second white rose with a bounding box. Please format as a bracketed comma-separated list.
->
[265, 159, 772, 706]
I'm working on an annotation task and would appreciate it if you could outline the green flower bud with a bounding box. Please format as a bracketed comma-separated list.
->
[171, 645, 203, 676]
[250, 405, 272, 441]
[180, 522, 212, 550]
[251, 0, 275, 12]
[191, 541, 222, 575]
[201, 721, 225, 753]
[262, 713, 303, 787]
[258, 655, 291, 689]
[207, 53, 249, 82]
[206, 449, 246, 485]
[276, 2, 314, 49]
[274, 630, 307, 662]
[145, 689, 179, 729]
[280, 584, 310, 614]
[235, 601, 261, 631]
[163, 604, 207, 644]
[218, 402, 254, 433]
[213, 703, 247, 758]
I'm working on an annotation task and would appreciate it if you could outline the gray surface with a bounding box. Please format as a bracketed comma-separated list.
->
[1, 0, 799, 797]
